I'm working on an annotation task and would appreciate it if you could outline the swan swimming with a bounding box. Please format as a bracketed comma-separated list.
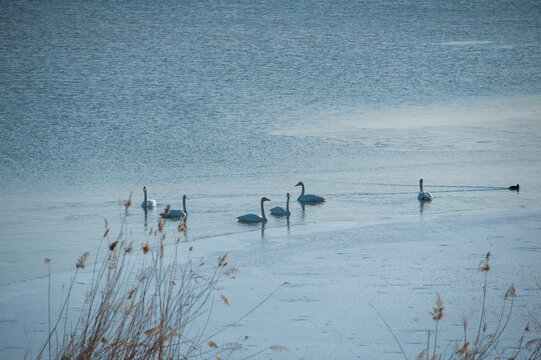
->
[295, 181, 325, 203]
[160, 195, 188, 218]
[141, 186, 157, 208]
[270, 193, 291, 216]
[237, 197, 270, 223]
[417, 179, 434, 200]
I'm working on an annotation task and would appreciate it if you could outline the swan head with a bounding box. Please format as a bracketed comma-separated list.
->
[143, 186, 148, 192]
[262, 197, 270, 202]
[183, 195, 189, 200]
[419, 179, 424, 185]
[295, 182, 304, 187]
[286, 193, 290, 198]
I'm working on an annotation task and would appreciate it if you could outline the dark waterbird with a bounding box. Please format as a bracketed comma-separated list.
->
[508, 184, 520, 191]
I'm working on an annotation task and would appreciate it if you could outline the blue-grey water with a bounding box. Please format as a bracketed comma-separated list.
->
[1, 0, 540, 358]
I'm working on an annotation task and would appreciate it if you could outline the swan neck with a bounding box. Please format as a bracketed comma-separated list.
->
[300, 184, 305, 197]
[419, 181, 423, 192]
[286, 196, 290, 212]
[144, 189, 148, 203]
[261, 199, 267, 220]
[183, 196, 187, 214]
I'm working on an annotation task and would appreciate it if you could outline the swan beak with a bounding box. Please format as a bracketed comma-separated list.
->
[263, 197, 270, 202]
[295, 182, 301, 186]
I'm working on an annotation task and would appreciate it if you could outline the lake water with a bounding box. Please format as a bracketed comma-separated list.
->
[1, 0, 540, 358]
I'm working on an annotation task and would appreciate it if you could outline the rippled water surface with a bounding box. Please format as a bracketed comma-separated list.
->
[1, 0, 540, 358]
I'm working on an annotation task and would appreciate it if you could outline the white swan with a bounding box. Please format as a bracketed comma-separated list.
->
[141, 186, 157, 208]
[295, 181, 325, 203]
[161, 195, 188, 218]
[237, 197, 270, 223]
[418, 179, 434, 200]
[270, 193, 291, 216]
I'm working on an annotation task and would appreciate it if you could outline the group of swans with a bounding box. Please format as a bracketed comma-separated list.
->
[237, 182, 325, 223]
[140, 182, 325, 224]
[141, 179, 519, 224]
[141, 186, 189, 219]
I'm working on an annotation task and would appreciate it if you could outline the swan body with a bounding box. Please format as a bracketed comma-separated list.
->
[508, 184, 519, 191]
[295, 182, 325, 203]
[141, 186, 157, 208]
[418, 179, 433, 200]
[161, 195, 188, 218]
[270, 193, 291, 216]
[237, 197, 270, 223]
[163, 209, 186, 218]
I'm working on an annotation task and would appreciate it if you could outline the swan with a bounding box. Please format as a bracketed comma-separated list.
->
[160, 195, 188, 218]
[417, 179, 434, 200]
[295, 181, 325, 203]
[237, 197, 270, 223]
[270, 193, 291, 216]
[141, 186, 157, 208]
[508, 184, 519, 191]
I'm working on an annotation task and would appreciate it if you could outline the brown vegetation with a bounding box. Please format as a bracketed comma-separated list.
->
[36, 194, 267, 360]
[416, 252, 540, 360]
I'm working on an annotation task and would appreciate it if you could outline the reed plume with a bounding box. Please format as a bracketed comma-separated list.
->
[103, 218, 110, 238]
[220, 294, 230, 306]
[75, 252, 90, 269]
[142, 242, 150, 254]
[109, 240, 119, 252]
[504, 284, 516, 300]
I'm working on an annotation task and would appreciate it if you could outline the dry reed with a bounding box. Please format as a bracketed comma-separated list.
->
[36, 194, 285, 360]
[415, 252, 540, 360]
[375, 252, 539, 360]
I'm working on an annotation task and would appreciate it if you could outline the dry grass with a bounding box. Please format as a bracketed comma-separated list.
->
[374, 252, 539, 360]
[415, 252, 540, 360]
[35, 194, 285, 360]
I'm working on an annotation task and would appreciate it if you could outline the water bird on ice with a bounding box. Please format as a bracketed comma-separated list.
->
[161, 195, 188, 218]
[270, 193, 291, 216]
[237, 197, 270, 223]
[141, 186, 157, 208]
[508, 184, 520, 191]
[295, 181, 325, 203]
[418, 179, 434, 200]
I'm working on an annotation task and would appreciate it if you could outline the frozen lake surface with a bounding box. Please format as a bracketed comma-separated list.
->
[1, 206, 540, 359]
